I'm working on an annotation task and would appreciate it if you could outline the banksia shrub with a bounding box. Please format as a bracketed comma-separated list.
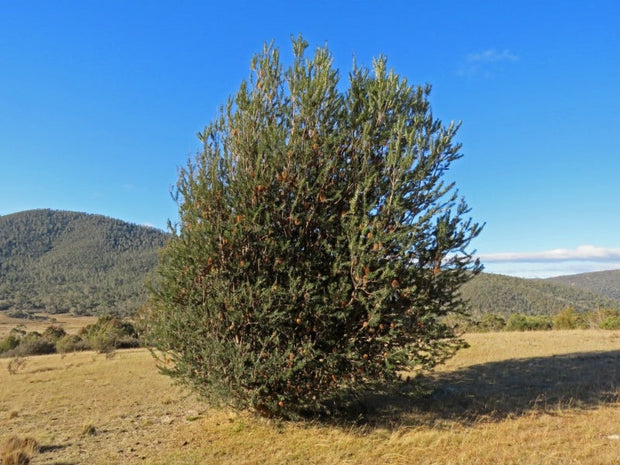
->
[146, 37, 482, 418]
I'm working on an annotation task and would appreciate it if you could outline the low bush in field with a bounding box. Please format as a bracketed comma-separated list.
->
[552, 307, 588, 330]
[0, 317, 139, 357]
[599, 314, 620, 330]
[56, 334, 89, 354]
[476, 313, 507, 332]
[2, 331, 56, 357]
[43, 325, 67, 342]
[5, 309, 31, 319]
[79, 316, 140, 354]
[0, 334, 21, 353]
[505, 314, 553, 331]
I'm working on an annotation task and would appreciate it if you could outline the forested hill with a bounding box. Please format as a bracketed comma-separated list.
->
[2, 209, 619, 319]
[0, 209, 168, 316]
[460, 272, 620, 317]
[547, 269, 620, 301]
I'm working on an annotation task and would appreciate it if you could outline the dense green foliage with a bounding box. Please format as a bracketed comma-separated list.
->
[589, 308, 620, 330]
[505, 313, 553, 331]
[460, 272, 620, 318]
[552, 307, 582, 329]
[79, 316, 140, 352]
[0, 209, 167, 316]
[146, 38, 482, 419]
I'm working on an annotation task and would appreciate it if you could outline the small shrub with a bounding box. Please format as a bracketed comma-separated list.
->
[553, 307, 579, 330]
[7, 357, 27, 375]
[599, 314, 620, 330]
[12, 332, 56, 356]
[43, 325, 67, 342]
[506, 314, 553, 331]
[56, 334, 89, 354]
[0, 334, 21, 355]
[9, 326, 26, 337]
[79, 317, 139, 354]
[81, 424, 97, 436]
[477, 314, 506, 332]
[505, 314, 526, 331]
[20, 331, 41, 342]
[586, 308, 620, 329]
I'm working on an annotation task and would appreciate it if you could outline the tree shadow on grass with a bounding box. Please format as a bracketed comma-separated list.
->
[346, 350, 620, 429]
[37, 444, 77, 465]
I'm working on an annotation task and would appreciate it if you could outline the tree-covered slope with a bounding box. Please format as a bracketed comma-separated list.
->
[3, 210, 618, 320]
[460, 272, 620, 317]
[0, 209, 168, 316]
[547, 269, 620, 302]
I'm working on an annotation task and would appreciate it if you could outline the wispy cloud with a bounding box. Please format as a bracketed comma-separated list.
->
[480, 245, 620, 263]
[458, 48, 518, 78]
[466, 49, 518, 64]
[478, 246, 620, 278]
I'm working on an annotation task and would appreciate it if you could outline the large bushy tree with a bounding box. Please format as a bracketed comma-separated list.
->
[145, 37, 482, 418]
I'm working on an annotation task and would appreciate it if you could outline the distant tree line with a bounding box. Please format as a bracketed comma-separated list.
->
[459, 272, 620, 318]
[549, 269, 620, 301]
[453, 307, 620, 332]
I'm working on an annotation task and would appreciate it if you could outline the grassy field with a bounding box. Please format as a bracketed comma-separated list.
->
[0, 313, 98, 339]
[1, 328, 619, 464]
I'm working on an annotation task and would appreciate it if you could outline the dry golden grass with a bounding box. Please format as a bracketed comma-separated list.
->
[0, 330, 618, 464]
[1, 435, 39, 464]
[0, 348, 204, 464]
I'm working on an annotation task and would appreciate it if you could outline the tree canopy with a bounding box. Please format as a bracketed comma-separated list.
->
[146, 37, 483, 419]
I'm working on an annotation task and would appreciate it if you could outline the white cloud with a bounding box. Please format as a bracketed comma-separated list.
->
[478, 245, 620, 278]
[458, 49, 518, 78]
[466, 49, 518, 64]
[480, 245, 620, 263]
[483, 261, 620, 279]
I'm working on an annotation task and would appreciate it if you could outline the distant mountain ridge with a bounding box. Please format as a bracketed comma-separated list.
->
[460, 270, 620, 318]
[547, 269, 620, 301]
[0, 209, 168, 316]
[2, 209, 619, 319]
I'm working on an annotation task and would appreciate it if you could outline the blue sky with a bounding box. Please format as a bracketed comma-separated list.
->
[1, 0, 619, 278]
